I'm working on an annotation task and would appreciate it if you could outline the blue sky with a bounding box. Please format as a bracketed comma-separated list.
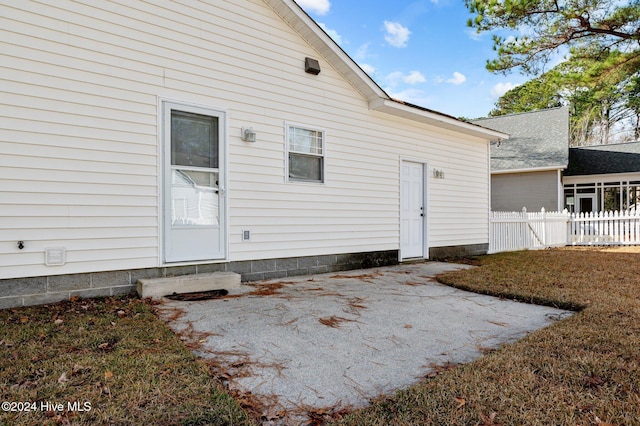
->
[295, 0, 530, 119]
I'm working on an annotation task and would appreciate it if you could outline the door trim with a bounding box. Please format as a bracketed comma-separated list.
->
[399, 158, 428, 260]
[158, 97, 229, 265]
[576, 193, 597, 214]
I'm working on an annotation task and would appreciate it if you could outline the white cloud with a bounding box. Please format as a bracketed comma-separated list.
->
[504, 35, 517, 45]
[385, 72, 404, 87]
[385, 70, 426, 87]
[388, 88, 434, 107]
[384, 21, 411, 48]
[359, 63, 376, 76]
[446, 72, 466, 85]
[465, 28, 483, 41]
[491, 82, 518, 98]
[295, 0, 331, 15]
[318, 23, 342, 44]
[355, 43, 372, 60]
[404, 70, 426, 84]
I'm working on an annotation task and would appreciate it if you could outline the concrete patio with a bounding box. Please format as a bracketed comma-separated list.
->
[156, 261, 570, 425]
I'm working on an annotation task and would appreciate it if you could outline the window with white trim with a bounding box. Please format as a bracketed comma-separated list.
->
[286, 124, 325, 183]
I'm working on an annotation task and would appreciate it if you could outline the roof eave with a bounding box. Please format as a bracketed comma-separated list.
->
[370, 98, 509, 140]
[492, 165, 567, 174]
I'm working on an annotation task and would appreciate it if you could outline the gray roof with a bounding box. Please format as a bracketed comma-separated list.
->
[564, 142, 640, 176]
[472, 107, 569, 172]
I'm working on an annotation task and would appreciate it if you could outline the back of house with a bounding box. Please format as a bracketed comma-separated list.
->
[0, 0, 504, 308]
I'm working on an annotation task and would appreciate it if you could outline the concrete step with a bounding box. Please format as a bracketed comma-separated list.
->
[137, 271, 241, 299]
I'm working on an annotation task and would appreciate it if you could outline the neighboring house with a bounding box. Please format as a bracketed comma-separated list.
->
[0, 0, 505, 309]
[472, 107, 570, 212]
[563, 142, 640, 213]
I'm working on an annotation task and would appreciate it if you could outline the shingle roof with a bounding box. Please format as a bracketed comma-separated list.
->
[564, 142, 640, 176]
[471, 107, 569, 172]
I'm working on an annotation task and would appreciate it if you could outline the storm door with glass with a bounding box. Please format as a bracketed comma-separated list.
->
[163, 102, 226, 262]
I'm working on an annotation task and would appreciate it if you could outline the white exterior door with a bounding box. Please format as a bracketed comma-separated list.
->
[400, 161, 425, 259]
[162, 101, 226, 263]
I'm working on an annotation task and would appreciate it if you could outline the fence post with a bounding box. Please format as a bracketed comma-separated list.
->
[541, 207, 546, 246]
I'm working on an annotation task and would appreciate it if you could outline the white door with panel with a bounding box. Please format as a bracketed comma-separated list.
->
[163, 101, 226, 262]
[400, 161, 425, 259]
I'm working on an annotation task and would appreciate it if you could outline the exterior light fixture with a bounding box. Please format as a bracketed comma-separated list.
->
[241, 127, 256, 142]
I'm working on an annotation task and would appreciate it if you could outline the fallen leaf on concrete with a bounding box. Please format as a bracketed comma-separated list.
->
[318, 316, 354, 328]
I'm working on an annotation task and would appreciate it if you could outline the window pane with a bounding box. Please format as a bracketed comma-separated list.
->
[289, 153, 322, 182]
[289, 127, 322, 155]
[603, 187, 620, 211]
[171, 169, 219, 226]
[171, 111, 218, 168]
[564, 188, 575, 212]
[627, 186, 640, 211]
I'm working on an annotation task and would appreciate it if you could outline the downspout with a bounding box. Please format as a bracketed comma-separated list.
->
[557, 169, 564, 211]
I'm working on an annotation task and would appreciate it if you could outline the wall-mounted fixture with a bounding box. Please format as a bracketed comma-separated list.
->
[241, 127, 256, 142]
[17, 240, 24, 250]
[305, 57, 321, 75]
[45, 247, 66, 266]
[433, 169, 445, 179]
[242, 230, 251, 241]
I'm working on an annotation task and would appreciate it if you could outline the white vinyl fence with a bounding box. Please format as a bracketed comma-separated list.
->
[569, 210, 640, 245]
[489, 208, 569, 254]
[490, 208, 640, 253]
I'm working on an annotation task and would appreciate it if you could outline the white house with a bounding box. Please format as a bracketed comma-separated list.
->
[0, 0, 506, 308]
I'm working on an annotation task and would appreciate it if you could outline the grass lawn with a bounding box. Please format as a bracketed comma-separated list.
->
[1, 248, 639, 425]
[336, 248, 640, 425]
[0, 295, 251, 426]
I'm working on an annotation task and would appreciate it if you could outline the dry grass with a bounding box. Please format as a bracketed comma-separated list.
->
[334, 248, 640, 425]
[0, 294, 251, 426]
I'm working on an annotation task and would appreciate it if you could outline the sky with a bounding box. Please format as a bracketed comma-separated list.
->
[294, 0, 531, 119]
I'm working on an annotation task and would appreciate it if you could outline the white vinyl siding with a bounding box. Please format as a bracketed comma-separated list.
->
[0, 0, 490, 279]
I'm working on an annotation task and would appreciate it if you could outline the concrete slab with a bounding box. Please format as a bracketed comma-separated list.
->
[157, 262, 571, 425]
[137, 271, 240, 299]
